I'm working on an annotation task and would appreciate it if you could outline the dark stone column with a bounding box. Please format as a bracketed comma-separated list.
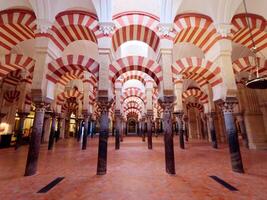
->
[183, 115, 189, 142]
[91, 120, 95, 138]
[115, 110, 121, 150]
[141, 117, 146, 142]
[77, 119, 83, 142]
[235, 113, 249, 148]
[175, 112, 185, 149]
[147, 111, 153, 149]
[82, 112, 90, 150]
[120, 118, 124, 142]
[15, 112, 29, 150]
[24, 102, 46, 176]
[97, 99, 112, 175]
[159, 96, 176, 175]
[48, 113, 56, 150]
[218, 99, 244, 173]
[55, 116, 61, 142]
[41, 113, 50, 143]
[207, 112, 218, 149]
[65, 117, 70, 138]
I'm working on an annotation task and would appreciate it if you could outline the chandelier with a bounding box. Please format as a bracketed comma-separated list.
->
[242, 0, 267, 89]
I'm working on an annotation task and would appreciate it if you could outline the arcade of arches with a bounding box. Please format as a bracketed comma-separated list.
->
[0, 0, 267, 199]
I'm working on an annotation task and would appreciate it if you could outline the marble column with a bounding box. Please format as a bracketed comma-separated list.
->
[77, 119, 83, 142]
[141, 117, 146, 142]
[65, 117, 70, 139]
[207, 112, 218, 149]
[115, 110, 121, 150]
[15, 112, 29, 150]
[97, 100, 112, 175]
[159, 96, 176, 175]
[183, 115, 189, 142]
[48, 113, 56, 150]
[147, 111, 153, 149]
[235, 113, 249, 148]
[175, 112, 185, 149]
[82, 113, 90, 150]
[219, 99, 244, 173]
[24, 103, 46, 176]
[120, 117, 124, 142]
[55, 116, 62, 142]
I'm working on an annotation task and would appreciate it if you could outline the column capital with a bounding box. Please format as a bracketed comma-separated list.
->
[99, 22, 115, 36]
[158, 23, 173, 37]
[217, 97, 238, 113]
[215, 23, 232, 38]
[35, 102, 49, 112]
[158, 96, 176, 108]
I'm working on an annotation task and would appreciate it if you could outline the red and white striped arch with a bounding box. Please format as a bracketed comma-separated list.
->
[182, 88, 208, 104]
[47, 10, 100, 52]
[62, 101, 79, 113]
[123, 101, 143, 111]
[46, 55, 99, 84]
[4, 90, 20, 103]
[110, 56, 162, 85]
[57, 89, 83, 105]
[125, 108, 142, 119]
[117, 70, 154, 86]
[0, 9, 36, 53]
[233, 57, 267, 75]
[58, 69, 97, 88]
[173, 13, 222, 53]
[0, 54, 35, 80]
[2, 70, 21, 86]
[123, 96, 145, 107]
[232, 14, 267, 52]
[120, 88, 147, 104]
[186, 102, 204, 112]
[112, 12, 163, 52]
[172, 57, 222, 88]
[112, 25, 160, 53]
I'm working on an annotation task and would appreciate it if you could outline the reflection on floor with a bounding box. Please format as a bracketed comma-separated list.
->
[0, 136, 267, 200]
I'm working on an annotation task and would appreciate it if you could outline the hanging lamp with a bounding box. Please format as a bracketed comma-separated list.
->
[242, 0, 267, 89]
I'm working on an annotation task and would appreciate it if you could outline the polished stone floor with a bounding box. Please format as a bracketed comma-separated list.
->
[0, 135, 267, 200]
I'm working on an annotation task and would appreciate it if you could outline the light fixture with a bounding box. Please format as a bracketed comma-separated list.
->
[242, 0, 267, 89]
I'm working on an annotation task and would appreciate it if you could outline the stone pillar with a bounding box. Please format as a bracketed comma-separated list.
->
[206, 112, 218, 149]
[183, 115, 189, 142]
[147, 111, 153, 149]
[159, 96, 176, 175]
[15, 112, 29, 150]
[175, 112, 185, 149]
[65, 117, 70, 138]
[77, 119, 83, 142]
[56, 116, 63, 142]
[141, 117, 146, 142]
[120, 117, 124, 142]
[24, 103, 46, 176]
[115, 110, 121, 150]
[235, 113, 249, 148]
[96, 99, 112, 175]
[218, 99, 244, 173]
[42, 113, 51, 143]
[48, 112, 56, 150]
[82, 112, 90, 150]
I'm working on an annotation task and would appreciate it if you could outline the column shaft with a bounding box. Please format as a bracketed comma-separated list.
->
[24, 103, 45, 176]
[48, 113, 56, 150]
[15, 113, 28, 150]
[97, 101, 111, 175]
[82, 115, 90, 150]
